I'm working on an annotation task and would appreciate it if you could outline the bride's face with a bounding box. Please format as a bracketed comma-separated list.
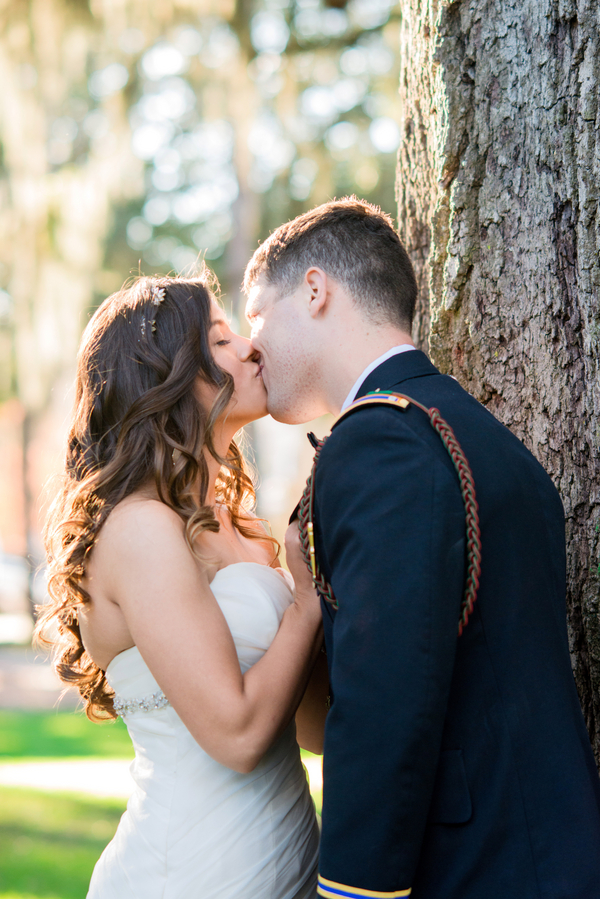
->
[195, 302, 268, 429]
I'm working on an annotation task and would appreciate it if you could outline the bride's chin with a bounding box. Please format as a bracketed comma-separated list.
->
[249, 386, 269, 421]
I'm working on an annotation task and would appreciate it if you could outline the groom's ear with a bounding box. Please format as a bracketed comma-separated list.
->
[304, 267, 329, 318]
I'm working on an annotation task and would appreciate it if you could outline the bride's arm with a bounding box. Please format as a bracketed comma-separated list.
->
[98, 500, 323, 773]
[295, 650, 328, 754]
[283, 523, 329, 755]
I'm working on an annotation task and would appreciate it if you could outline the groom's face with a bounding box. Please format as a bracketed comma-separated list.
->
[245, 275, 322, 424]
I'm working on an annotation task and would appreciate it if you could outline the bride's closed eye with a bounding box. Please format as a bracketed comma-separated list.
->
[216, 339, 231, 346]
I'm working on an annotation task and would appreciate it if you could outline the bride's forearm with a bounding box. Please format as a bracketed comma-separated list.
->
[243, 597, 323, 763]
[191, 595, 323, 773]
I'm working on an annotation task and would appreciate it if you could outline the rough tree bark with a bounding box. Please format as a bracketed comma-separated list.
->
[396, 0, 600, 763]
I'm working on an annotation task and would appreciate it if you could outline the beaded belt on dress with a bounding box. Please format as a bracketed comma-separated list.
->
[113, 689, 170, 718]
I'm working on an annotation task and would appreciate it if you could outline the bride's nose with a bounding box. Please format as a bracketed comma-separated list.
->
[238, 335, 260, 363]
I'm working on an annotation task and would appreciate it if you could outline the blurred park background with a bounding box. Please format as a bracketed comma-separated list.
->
[0, 0, 402, 641]
[0, 1, 402, 895]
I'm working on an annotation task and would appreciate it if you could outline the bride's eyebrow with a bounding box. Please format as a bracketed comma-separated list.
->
[210, 317, 228, 329]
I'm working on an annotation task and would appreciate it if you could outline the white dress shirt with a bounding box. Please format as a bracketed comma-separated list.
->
[341, 345, 416, 411]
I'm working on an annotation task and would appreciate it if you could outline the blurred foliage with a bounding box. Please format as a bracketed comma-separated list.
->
[42, 0, 402, 309]
[0, 0, 403, 395]
[0, 0, 403, 564]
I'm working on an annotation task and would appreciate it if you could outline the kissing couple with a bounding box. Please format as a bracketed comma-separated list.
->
[38, 198, 600, 899]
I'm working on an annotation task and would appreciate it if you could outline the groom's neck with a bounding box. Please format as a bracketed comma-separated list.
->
[321, 325, 414, 415]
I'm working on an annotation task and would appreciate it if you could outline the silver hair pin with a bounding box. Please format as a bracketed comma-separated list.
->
[151, 286, 166, 306]
[142, 284, 167, 337]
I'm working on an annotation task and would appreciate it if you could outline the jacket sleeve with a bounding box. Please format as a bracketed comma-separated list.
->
[315, 405, 467, 898]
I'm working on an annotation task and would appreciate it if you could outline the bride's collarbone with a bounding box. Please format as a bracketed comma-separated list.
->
[201, 546, 277, 584]
[196, 516, 276, 581]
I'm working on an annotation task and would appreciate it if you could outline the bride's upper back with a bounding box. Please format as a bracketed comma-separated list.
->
[79, 496, 187, 671]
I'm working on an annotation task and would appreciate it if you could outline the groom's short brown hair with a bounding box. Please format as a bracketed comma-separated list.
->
[243, 196, 418, 330]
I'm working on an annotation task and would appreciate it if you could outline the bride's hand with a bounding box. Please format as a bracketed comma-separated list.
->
[284, 522, 321, 619]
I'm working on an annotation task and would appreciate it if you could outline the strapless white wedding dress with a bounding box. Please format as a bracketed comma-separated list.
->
[87, 563, 319, 899]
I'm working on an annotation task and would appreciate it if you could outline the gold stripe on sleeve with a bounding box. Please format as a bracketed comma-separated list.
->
[317, 874, 411, 898]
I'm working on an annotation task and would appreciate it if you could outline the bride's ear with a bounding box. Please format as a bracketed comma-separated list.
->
[304, 268, 329, 319]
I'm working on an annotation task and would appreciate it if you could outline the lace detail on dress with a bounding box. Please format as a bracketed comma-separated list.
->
[113, 689, 170, 718]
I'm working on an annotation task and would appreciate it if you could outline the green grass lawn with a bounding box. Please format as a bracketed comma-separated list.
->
[0, 709, 133, 762]
[0, 709, 321, 898]
[0, 787, 125, 899]
[0, 709, 131, 897]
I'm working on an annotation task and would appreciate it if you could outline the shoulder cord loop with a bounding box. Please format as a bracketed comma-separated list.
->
[297, 392, 482, 636]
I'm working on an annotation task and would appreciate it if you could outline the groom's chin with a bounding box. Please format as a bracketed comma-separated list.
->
[266, 404, 322, 426]
[264, 387, 330, 424]
[267, 410, 303, 425]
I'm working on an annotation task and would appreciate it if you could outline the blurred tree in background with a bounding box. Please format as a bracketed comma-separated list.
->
[102, 0, 401, 307]
[0, 0, 402, 616]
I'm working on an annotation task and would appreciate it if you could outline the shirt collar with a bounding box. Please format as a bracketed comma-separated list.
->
[341, 345, 416, 411]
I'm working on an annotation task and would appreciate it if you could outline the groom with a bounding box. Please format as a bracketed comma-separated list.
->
[243, 198, 600, 898]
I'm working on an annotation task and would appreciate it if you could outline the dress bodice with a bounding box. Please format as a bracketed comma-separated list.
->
[105, 562, 296, 711]
[88, 563, 319, 899]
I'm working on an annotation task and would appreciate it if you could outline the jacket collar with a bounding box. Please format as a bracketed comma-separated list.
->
[357, 349, 440, 398]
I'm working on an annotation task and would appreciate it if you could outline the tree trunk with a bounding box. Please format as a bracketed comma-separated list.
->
[396, 0, 600, 763]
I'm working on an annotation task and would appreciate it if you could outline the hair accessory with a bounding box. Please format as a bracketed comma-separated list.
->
[141, 284, 167, 337]
[151, 286, 166, 306]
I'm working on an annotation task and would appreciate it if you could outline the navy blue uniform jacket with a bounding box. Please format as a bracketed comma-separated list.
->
[313, 350, 600, 899]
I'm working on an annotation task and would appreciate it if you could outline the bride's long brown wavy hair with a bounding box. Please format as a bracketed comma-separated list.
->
[35, 273, 273, 722]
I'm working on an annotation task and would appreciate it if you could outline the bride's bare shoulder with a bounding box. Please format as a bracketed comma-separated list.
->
[86, 497, 194, 600]
[95, 496, 185, 558]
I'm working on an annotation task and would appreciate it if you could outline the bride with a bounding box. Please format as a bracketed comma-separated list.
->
[35, 273, 327, 898]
